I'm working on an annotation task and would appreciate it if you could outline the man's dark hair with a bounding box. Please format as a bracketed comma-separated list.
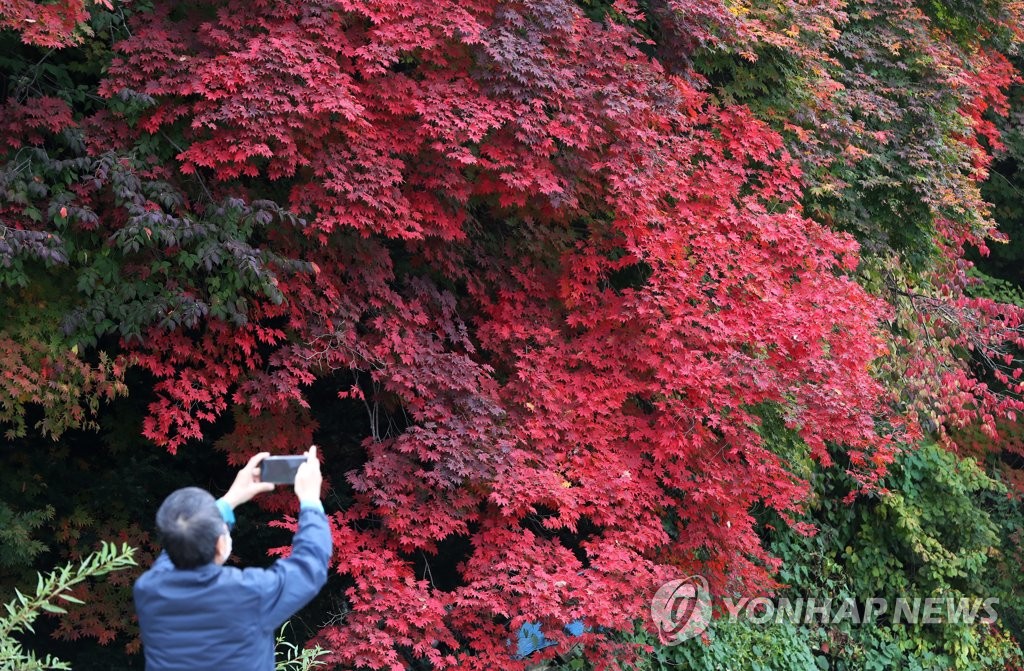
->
[156, 487, 225, 569]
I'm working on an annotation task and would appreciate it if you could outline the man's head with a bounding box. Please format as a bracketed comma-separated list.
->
[156, 487, 231, 569]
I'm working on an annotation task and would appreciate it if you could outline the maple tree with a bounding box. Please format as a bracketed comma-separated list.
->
[1, 0, 1024, 669]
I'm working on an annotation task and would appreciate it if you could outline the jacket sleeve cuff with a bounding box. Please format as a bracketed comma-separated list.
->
[215, 498, 236, 529]
[299, 499, 324, 513]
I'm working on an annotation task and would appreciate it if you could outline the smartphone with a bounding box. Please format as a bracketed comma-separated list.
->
[259, 455, 307, 485]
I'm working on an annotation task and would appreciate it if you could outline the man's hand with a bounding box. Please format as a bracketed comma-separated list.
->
[294, 445, 323, 503]
[221, 452, 276, 509]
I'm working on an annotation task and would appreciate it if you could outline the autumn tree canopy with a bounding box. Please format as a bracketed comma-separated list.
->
[2, 0, 1024, 669]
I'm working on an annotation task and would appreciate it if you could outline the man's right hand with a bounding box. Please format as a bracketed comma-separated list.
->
[294, 445, 323, 503]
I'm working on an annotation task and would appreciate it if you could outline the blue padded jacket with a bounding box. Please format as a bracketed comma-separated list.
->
[134, 506, 332, 671]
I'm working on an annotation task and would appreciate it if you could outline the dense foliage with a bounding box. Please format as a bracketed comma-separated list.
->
[1, 0, 1023, 669]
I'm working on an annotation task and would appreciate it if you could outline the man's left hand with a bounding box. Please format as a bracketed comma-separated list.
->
[221, 452, 276, 509]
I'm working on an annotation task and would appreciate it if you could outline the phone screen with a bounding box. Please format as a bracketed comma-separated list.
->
[260, 456, 306, 484]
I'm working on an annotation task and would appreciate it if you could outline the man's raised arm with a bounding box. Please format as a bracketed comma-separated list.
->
[253, 445, 333, 628]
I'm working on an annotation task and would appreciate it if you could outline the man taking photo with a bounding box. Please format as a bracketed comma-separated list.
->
[134, 446, 332, 671]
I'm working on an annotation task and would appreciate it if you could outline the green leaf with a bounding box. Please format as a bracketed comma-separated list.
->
[38, 603, 67, 615]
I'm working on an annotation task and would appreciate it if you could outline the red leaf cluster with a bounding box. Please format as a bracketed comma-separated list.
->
[95, 1, 904, 665]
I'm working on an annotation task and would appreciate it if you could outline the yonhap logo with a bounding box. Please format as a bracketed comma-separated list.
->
[649, 575, 1001, 646]
[650, 575, 712, 644]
